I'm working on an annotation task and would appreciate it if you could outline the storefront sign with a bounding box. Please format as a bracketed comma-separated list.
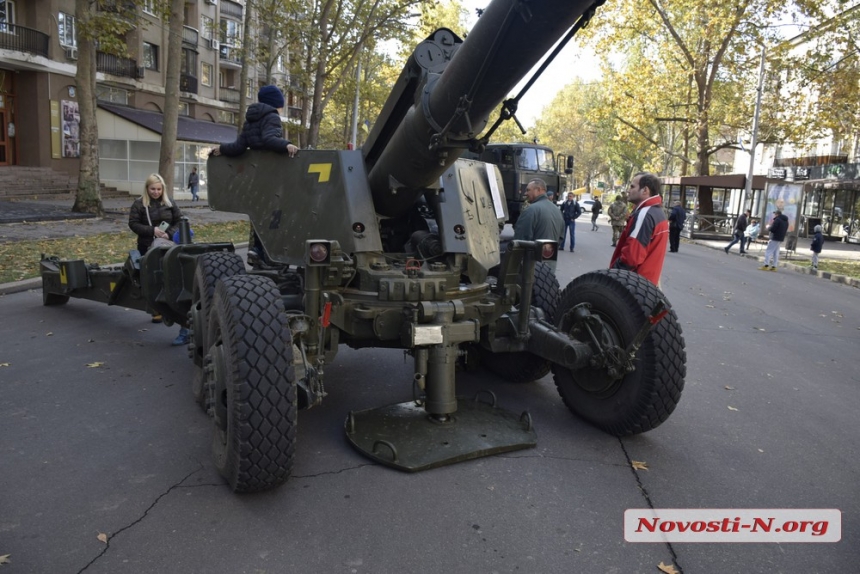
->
[768, 168, 787, 179]
[795, 167, 810, 180]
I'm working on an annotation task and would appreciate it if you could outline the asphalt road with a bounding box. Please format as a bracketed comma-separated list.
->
[1, 226, 858, 573]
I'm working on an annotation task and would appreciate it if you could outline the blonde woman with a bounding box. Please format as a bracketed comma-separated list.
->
[128, 174, 187, 344]
[128, 173, 183, 255]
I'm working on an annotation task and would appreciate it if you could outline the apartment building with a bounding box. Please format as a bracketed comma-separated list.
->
[0, 0, 300, 196]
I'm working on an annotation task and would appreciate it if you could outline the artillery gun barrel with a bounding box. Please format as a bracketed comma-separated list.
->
[366, 0, 599, 217]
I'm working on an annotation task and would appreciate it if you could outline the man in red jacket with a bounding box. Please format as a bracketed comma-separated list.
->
[610, 172, 669, 286]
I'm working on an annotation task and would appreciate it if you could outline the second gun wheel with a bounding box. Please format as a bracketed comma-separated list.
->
[189, 251, 246, 407]
[206, 274, 297, 493]
[480, 262, 560, 383]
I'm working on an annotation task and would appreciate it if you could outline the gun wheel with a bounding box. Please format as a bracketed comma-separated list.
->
[207, 274, 297, 493]
[190, 252, 246, 408]
[552, 269, 685, 436]
[480, 262, 560, 383]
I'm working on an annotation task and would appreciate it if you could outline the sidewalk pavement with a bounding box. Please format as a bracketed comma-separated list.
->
[1, 200, 858, 295]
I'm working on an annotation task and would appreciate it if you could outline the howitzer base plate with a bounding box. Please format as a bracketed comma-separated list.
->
[345, 396, 537, 472]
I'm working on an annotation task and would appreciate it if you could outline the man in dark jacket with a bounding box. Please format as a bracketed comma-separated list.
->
[760, 209, 789, 271]
[724, 209, 750, 254]
[559, 192, 582, 252]
[667, 200, 686, 253]
[213, 85, 298, 157]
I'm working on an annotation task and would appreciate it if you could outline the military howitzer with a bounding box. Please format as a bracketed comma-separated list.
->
[41, 0, 686, 493]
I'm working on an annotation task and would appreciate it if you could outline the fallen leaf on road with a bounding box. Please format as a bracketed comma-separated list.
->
[758, 449, 764, 453]
[0, 363, 9, 367]
[658, 562, 679, 574]
[705, 304, 715, 308]
[724, 385, 735, 390]
[631, 461, 648, 471]
[0, 554, 10, 565]
[97, 533, 108, 544]
[728, 406, 738, 411]
[86, 362, 104, 368]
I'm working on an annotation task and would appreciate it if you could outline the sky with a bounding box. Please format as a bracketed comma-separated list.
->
[460, 0, 602, 126]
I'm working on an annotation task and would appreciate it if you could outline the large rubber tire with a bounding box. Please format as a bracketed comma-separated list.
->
[207, 274, 297, 493]
[190, 252, 246, 407]
[481, 262, 560, 383]
[552, 269, 685, 436]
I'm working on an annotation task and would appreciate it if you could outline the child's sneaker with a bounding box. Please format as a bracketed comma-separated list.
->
[758, 265, 769, 271]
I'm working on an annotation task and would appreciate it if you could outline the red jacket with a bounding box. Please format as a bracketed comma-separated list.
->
[610, 195, 668, 285]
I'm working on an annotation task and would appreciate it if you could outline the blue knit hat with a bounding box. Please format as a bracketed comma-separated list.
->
[258, 85, 285, 108]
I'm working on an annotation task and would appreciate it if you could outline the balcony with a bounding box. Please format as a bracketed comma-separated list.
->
[96, 51, 143, 79]
[180, 73, 198, 94]
[220, 0, 244, 20]
[218, 45, 242, 67]
[219, 87, 241, 104]
[182, 26, 199, 46]
[0, 24, 49, 57]
[287, 106, 303, 121]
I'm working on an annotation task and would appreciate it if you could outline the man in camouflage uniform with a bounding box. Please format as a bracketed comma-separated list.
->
[607, 194, 629, 247]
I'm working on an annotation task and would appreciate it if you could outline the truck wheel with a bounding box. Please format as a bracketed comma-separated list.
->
[552, 269, 685, 436]
[190, 252, 246, 407]
[43, 291, 69, 306]
[207, 274, 297, 493]
[480, 262, 560, 383]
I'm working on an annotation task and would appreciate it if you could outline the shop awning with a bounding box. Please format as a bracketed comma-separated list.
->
[98, 103, 240, 144]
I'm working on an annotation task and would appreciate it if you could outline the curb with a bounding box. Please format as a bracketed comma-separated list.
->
[0, 242, 250, 298]
[697, 241, 860, 289]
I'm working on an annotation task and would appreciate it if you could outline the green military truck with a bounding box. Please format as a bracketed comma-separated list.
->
[464, 143, 573, 223]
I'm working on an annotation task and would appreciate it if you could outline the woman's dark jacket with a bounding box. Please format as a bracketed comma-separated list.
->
[128, 198, 182, 254]
[219, 103, 291, 156]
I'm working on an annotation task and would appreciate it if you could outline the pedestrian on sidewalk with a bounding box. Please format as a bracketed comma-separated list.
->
[725, 209, 750, 255]
[668, 200, 686, 253]
[559, 191, 582, 252]
[128, 173, 189, 345]
[610, 172, 668, 286]
[591, 197, 603, 231]
[187, 167, 200, 201]
[760, 209, 789, 271]
[745, 218, 760, 251]
[810, 224, 824, 270]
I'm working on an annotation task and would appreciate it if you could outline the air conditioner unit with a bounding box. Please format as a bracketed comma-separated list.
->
[65, 47, 78, 60]
[136, 66, 146, 79]
[205, 0, 217, 5]
[209, 38, 219, 50]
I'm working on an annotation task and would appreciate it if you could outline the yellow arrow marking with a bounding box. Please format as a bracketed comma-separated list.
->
[308, 163, 332, 183]
[59, 264, 68, 285]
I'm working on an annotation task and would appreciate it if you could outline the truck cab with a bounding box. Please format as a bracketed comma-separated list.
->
[465, 143, 572, 223]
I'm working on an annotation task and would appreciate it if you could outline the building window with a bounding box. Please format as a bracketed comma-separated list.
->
[178, 102, 190, 117]
[180, 48, 196, 75]
[58, 12, 76, 47]
[201, 15, 213, 40]
[0, 1, 16, 32]
[201, 63, 212, 87]
[96, 85, 129, 105]
[246, 79, 253, 99]
[218, 110, 236, 125]
[220, 19, 241, 45]
[143, 42, 158, 70]
[142, 0, 156, 16]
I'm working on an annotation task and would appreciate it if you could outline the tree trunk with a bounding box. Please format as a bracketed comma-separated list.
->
[72, 0, 103, 216]
[158, 0, 185, 195]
